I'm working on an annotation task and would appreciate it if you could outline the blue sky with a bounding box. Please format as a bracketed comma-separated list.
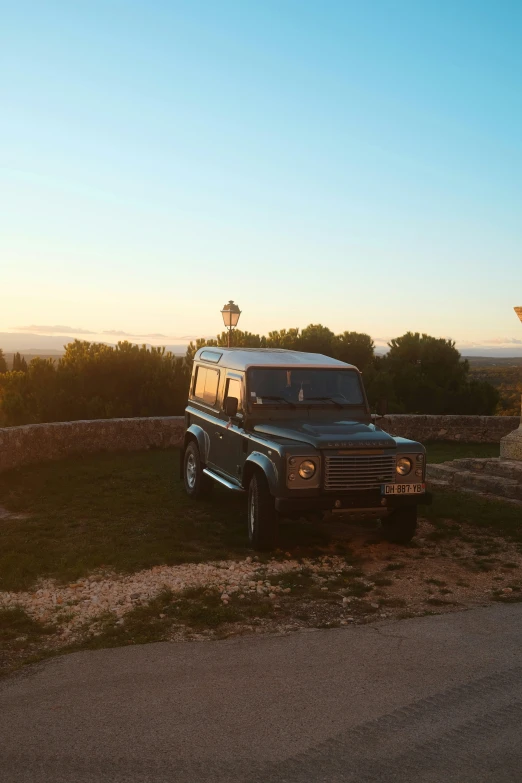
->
[1, 0, 522, 351]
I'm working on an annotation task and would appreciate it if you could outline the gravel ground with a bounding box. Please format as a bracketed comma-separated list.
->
[2, 517, 522, 653]
[0, 555, 327, 632]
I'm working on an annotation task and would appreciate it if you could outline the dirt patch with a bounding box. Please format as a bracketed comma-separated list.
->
[2, 515, 522, 676]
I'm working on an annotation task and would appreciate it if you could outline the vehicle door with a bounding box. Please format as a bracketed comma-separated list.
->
[213, 373, 246, 482]
[191, 363, 222, 468]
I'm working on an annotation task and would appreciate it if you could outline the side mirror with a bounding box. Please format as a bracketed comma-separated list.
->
[224, 396, 239, 418]
[376, 398, 388, 417]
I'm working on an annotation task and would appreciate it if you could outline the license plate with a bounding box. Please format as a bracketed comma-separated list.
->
[382, 483, 425, 495]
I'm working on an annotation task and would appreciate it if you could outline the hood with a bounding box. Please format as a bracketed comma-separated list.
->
[253, 419, 395, 450]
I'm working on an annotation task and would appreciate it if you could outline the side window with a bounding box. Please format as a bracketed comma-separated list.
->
[224, 377, 242, 412]
[194, 366, 206, 399]
[193, 366, 220, 405]
[203, 368, 220, 404]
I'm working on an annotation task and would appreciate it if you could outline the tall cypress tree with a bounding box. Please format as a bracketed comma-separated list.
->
[13, 352, 28, 372]
[0, 349, 7, 374]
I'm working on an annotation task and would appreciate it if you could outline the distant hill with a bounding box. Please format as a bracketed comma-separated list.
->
[0, 333, 187, 357]
[464, 356, 522, 367]
[0, 333, 71, 352]
[459, 347, 522, 358]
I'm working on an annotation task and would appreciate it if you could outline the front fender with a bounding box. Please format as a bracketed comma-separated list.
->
[243, 451, 279, 495]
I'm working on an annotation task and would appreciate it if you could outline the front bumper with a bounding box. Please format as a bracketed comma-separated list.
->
[275, 491, 433, 514]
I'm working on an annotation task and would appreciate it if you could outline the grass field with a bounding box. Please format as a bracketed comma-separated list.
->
[0, 443, 518, 593]
[0, 450, 248, 592]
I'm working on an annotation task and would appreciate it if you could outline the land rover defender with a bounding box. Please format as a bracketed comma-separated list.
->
[182, 348, 431, 549]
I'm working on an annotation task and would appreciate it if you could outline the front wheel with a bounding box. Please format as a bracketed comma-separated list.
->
[183, 441, 213, 499]
[247, 471, 278, 551]
[381, 507, 417, 544]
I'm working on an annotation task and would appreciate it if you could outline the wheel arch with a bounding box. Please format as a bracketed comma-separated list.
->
[243, 452, 278, 495]
[180, 425, 209, 478]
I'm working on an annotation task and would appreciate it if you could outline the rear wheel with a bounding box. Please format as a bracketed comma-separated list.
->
[247, 471, 278, 551]
[183, 441, 213, 499]
[381, 507, 417, 544]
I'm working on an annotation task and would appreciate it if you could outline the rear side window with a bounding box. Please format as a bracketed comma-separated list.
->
[193, 366, 220, 405]
[224, 377, 243, 412]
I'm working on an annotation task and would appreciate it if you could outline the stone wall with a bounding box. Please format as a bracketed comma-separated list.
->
[0, 414, 519, 474]
[0, 417, 185, 474]
[376, 414, 519, 444]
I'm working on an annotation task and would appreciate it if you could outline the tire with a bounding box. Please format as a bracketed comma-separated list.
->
[183, 441, 213, 499]
[382, 507, 417, 544]
[247, 471, 278, 551]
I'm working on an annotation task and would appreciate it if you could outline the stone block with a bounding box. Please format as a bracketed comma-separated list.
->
[500, 427, 522, 462]
[500, 396, 522, 463]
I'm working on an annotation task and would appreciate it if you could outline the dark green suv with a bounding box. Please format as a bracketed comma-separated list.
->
[182, 348, 431, 549]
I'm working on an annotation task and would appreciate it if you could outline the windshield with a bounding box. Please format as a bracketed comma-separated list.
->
[247, 367, 365, 408]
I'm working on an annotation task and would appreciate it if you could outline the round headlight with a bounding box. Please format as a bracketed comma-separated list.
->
[396, 457, 412, 476]
[298, 460, 316, 479]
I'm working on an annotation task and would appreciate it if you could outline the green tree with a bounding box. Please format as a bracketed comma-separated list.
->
[297, 324, 336, 355]
[184, 337, 219, 368]
[12, 352, 28, 372]
[0, 371, 30, 425]
[58, 340, 190, 420]
[0, 349, 7, 374]
[334, 331, 374, 370]
[0, 341, 191, 426]
[0, 328, 500, 426]
[361, 356, 397, 411]
[215, 330, 265, 348]
[0, 359, 59, 425]
[378, 332, 498, 414]
[265, 328, 300, 349]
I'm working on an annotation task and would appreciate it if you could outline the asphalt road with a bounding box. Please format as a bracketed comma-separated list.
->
[1, 604, 522, 783]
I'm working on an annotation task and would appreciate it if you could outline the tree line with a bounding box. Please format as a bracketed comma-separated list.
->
[0, 326, 499, 426]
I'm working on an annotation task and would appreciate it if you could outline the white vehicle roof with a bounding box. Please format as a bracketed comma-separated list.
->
[194, 347, 357, 372]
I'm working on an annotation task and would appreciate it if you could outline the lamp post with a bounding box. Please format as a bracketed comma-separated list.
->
[221, 300, 241, 347]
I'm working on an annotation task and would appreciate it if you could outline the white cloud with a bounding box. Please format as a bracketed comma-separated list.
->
[458, 338, 522, 347]
[11, 326, 203, 342]
[102, 329, 172, 339]
[101, 330, 207, 341]
[14, 324, 95, 335]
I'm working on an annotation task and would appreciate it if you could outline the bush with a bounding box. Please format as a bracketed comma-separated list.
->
[364, 332, 499, 414]
[0, 341, 190, 426]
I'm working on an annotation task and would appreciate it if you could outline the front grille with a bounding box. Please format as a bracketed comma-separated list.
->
[324, 454, 395, 491]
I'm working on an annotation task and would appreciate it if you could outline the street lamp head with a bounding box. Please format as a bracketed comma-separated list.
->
[515, 307, 522, 324]
[221, 300, 241, 329]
